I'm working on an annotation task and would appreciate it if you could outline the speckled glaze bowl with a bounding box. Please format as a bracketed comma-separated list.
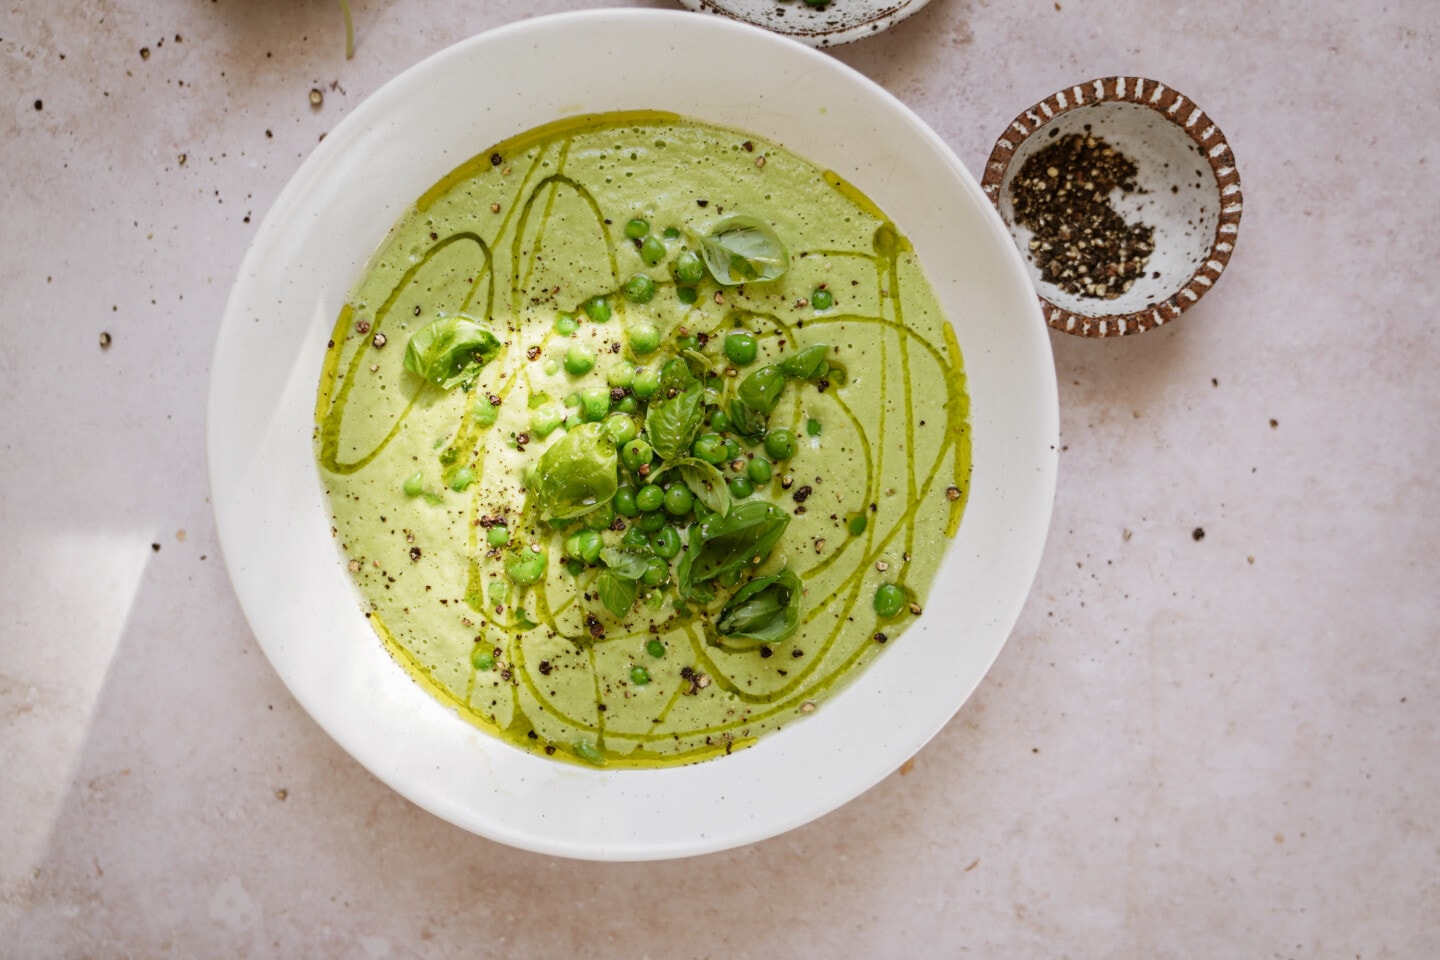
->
[676, 0, 932, 46]
[982, 77, 1242, 338]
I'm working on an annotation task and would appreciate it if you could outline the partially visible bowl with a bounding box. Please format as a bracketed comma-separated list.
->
[676, 0, 932, 46]
[982, 77, 1243, 338]
[209, 9, 1056, 860]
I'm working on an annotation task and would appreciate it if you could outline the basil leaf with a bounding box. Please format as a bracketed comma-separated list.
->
[699, 215, 789, 286]
[532, 421, 618, 520]
[645, 382, 704, 461]
[658, 358, 697, 395]
[676, 499, 789, 597]
[681, 348, 715, 378]
[727, 396, 768, 438]
[402, 314, 502, 389]
[779, 343, 830, 380]
[596, 570, 638, 618]
[714, 569, 803, 648]
[676, 458, 731, 516]
[599, 544, 652, 581]
[737, 364, 787, 416]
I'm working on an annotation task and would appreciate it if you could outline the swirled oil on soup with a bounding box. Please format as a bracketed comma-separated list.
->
[316, 112, 970, 768]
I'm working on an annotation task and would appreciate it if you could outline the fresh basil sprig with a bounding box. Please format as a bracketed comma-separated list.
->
[402, 314, 501, 389]
[648, 457, 731, 517]
[531, 422, 618, 521]
[779, 343, 830, 380]
[676, 499, 789, 598]
[644, 381, 705, 462]
[713, 569, 803, 648]
[596, 571, 638, 618]
[699, 215, 789, 286]
[599, 544, 652, 580]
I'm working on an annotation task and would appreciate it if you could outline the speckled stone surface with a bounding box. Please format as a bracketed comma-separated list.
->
[2, 1, 1437, 956]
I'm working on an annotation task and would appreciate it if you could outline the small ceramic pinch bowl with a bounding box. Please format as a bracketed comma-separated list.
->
[676, 0, 932, 47]
[982, 77, 1242, 338]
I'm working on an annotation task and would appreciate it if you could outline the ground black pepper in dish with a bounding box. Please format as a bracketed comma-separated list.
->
[1011, 132, 1154, 300]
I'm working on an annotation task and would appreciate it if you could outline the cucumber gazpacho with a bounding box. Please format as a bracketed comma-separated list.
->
[315, 112, 971, 767]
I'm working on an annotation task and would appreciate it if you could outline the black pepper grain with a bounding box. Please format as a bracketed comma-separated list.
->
[1011, 133, 1154, 300]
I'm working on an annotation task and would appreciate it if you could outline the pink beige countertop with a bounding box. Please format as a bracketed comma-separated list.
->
[2, 0, 1437, 955]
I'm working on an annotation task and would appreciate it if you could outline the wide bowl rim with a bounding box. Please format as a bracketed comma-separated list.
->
[981, 75, 1243, 338]
[208, 7, 1057, 860]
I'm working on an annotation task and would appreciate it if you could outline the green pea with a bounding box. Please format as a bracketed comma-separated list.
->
[640, 235, 666, 266]
[565, 557, 586, 576]
[566, 529, 603, 564]
[646, 639, 666, 658]
[651, 525, 682, 559]
[613, 485, 639, 517]
[572, 737, 606, 766]
[676, 286, 698, 305]
[747, 457, 773, 483]
[628, 321, 660, 356]
[577, 386, 610, 422]
[607, 360, 636, 388]
[565, 343, 596, 376]
[472, 401, 499, 427]
[807, 418, 822, 436]
[622, 525, 650, 547]
[471, 648, 495, 671]
[675, 334, 699, 353]
[622, 438, 654, 473]
[584, 297, 611, 323]
[874, 583, 907, 619]
[639, 510, 668, 532]
[616, 396, 638, 414]
[641, 556, 669, 587]
[635, 483, 665, 512]
[486, 524, 510, 548]
[709, 409, 731, 433]
[811, 287, 834, 310]
[689, 581, 716, 604]
[764, 428, 797, 461]
[624, 218, 649, 240]
[674, 250, 704, 285]
[555, 312, 579, 336]
[630, 665, 652, 686]
[631, 367, 661, 400]
[529, 404, 563, 438]
[623, 273, 656, 304]
[663, 483, 694, 515]
[449, 467, 475, 492]
[724, 332, 758, 366]
[848, 514, 868, 536]
[544, 359, 560, 376]
[604, 412, 639, 446]
[505, 546, 546, 586]
[727, 476, 754, 499]
[691, 433, 728, 465]
[563, 392, 580, 408]
[403, 472, 425, 497]
[583, 502, 615, 531]
[663, 226, 680, 239]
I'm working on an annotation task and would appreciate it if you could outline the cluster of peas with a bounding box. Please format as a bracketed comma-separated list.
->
[554, 334, 796, 587]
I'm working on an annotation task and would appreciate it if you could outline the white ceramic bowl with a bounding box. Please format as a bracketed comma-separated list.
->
[209, 9, 1057, 860]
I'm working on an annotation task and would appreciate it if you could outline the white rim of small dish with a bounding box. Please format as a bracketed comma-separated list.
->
[208, 8, 1057, 861]
[675, 0, 933, 46]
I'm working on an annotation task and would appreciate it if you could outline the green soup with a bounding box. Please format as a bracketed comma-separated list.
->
[315, 112, 970, 767]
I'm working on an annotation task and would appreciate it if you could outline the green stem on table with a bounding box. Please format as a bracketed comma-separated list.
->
[340, 0, 354, 59]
